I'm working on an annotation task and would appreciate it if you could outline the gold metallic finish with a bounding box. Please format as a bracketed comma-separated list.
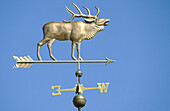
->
[63, 3, 100, 22]
[13, 56, 33, 68]
[37, 3, 110, 61]
[51, 82, 109, 96]
[51, 85, 77, 96]
[78, 83, 109, 94]
[13, 56, 115, 68]
[78, 62, 80, 70]
[13, 4, 114, 111]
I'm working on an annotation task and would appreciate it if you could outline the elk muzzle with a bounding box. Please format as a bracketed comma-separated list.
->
[104, 19, 110, 26]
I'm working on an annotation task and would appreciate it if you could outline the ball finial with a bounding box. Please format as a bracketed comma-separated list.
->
[73, 94, 86, 108]
[75, 70, 83, 77]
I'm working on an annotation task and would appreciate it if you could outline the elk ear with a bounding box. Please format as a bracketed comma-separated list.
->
[84, 18, 95, 23]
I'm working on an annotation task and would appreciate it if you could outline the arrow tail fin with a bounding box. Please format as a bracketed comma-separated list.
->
[13, 56, 33, 68]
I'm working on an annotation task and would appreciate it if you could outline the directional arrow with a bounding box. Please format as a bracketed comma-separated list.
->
[13, 56, 116, 68]
[51, 82, 109, 96]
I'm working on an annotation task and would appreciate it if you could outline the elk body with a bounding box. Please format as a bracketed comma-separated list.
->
[37, 3, 109, 61]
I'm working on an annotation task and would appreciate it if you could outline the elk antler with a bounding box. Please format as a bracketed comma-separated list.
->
[82, 6, 91, 16]
[95, 6, 100, 17]
[63, 3, 100, 23]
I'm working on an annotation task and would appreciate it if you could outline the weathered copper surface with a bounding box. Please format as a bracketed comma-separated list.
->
[37, 3, 110, 61]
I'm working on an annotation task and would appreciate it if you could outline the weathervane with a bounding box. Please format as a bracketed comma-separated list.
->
[13, 3, 115, 111]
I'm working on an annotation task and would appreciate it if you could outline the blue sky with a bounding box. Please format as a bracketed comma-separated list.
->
[1, 0, 170, 111]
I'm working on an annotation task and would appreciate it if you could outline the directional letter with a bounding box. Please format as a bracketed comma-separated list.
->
[51, 85, 62, 95]
[51, 85, 77, 96]
[97, 83, 109, 93]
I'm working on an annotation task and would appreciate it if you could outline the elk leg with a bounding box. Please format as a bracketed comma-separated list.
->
[71, 41, 77, 60]
[47, 39, 56, 61]
[77, 42, 83, 60]
[37, 38, 50, 61]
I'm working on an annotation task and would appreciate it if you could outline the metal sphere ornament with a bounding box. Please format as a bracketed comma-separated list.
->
[73, 94, 86, 108]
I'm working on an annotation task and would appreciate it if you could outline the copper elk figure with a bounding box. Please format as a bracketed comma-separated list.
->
[37, 3, 110, 61]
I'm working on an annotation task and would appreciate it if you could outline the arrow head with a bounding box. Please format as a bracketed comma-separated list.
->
[105, 57, 116, 66]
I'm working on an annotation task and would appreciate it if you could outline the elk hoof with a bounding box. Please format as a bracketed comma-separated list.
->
[38, 57, 42, 61]
[78, 57, 83, 61]
[72, 57, 77, 61]
[52, 58, 57, 61]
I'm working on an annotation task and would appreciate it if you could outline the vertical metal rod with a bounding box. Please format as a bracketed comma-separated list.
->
[77, 76, 81, 94]
[75, 63, 84, 111]
[77, 76, 79, 84]
[77, 76, 80, 84]
[78, 61, 80, 70]
[77, 62, 81, 94]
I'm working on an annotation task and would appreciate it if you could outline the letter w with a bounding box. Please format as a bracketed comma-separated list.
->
[97, 83, 109, 93]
